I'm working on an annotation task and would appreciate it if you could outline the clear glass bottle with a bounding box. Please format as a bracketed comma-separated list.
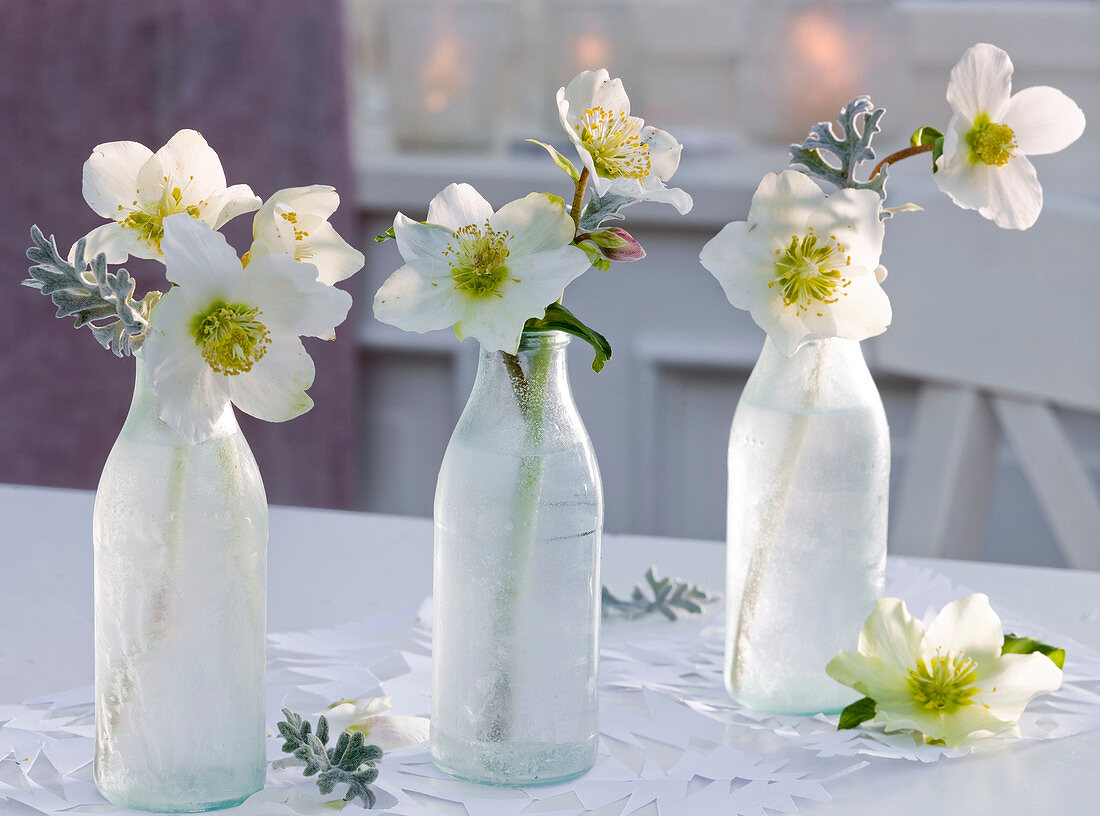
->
[725, 337, 889, 715]
[93, 354, 268, 812]
[432, 330, 603, 786]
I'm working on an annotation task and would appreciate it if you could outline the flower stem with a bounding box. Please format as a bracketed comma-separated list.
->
[869, 143, 934, 179]
[570, 167, 590, 234]
[730, 342, 823, 696]
[480, 340, 553, 744]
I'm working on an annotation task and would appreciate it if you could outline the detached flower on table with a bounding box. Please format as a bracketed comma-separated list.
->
[76, 128, 261, 263]
[699, 169, 891, 357]
[557, 69, 693, 214]
[372, 182, 592, 354]
[935, 43, 1085, 230]
[321, 696, 429, 751]
[826, 593, 1063, 748]
[141, 214, 352, 444]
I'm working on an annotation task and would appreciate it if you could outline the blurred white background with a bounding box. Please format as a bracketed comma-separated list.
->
[346, 0, 1100, 568]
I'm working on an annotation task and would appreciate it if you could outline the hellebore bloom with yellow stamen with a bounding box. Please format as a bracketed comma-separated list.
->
[320, 696, 430, 751]
[141, 214, 352, 444]
[372, 183, 592, 354]
[826, 594, 1063, 749]
[699, 170, 891, 357]
[935, 43, 1085, 230]
[246, 185, 365, 286]
[557, 69, 692, 215]
[74, 128, 261, 263]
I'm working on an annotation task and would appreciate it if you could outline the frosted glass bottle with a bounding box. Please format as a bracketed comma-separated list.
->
[432, 330, 603, 786]
[725, 337, 889, 715]
[93, 354, 268, 812]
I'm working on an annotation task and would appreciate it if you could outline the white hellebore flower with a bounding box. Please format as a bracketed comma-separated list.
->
[320, 696, 430, 751]
[142, 214, 352, 445]
[935, 43, 1085, 230]
[557, 69, 693, 214]
[245, 185, 365, 285]
[373, 183, 592, 354]
[76, 128, 261, 263]
[826, 594, 1063, 749]
[699, 170, 891, 357]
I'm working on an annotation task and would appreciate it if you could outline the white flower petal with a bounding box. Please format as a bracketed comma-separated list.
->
[373, 264, 462, 335]
[820, 269, 892, 343]
[804, 188, 885, 271]
[562, 69, 627, 122]
[350, 715, 430, 751]
[153, 128, 228, 199]
[979, 155, 1042, 230]
[976, 652, 1063, 722]
[751, 295, 819, 357]
[71, 222, 142, 265]
[209, 183, 262, 229]
[142, 294, 229, 446]
[224, 337, 315, 423]
[265, 185, 341, 220]
[856, 598, 925, 670]
[490, 193, 576, 256]
[426, 182, 494, 230]
[394, 213, 455, 264]
[641, 126, 682, 183]
[499, 244, 591, 310]
[946, 43, 1014, 121]
[1004, 86, 1086, 156]
[635, 182, 694, 215]
[923, 594, 1005, 667]
[825, 651, 911, 704]
[453, 295, 535, 353]
[747, 171, 823, 238]
[82, 140, 153, 219]
[237, 253, 352, 339]
[699, 220, 774, 311]
[298, 221, 365, 285]
[161, 214, 241, 295]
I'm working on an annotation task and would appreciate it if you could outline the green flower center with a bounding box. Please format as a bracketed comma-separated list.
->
[966, 113, 1017, 167]
[576, 106, 652, 181]
[191, 300, 271, 376]
[906, 652, 982, 714]
[443, 221, 514, 298]
[769, 230, 851, 314]
[120, 182, 204, 251]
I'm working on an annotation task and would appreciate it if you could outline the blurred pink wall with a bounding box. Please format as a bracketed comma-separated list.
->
[0, 0, 360, 509]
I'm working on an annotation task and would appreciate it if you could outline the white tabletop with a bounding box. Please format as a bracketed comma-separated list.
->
[1, 483, 1098, 815]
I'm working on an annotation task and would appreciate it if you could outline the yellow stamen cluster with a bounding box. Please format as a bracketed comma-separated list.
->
[769, 229, 851, 315]
[906, 652, 982, 713]
[119, 178, 204, 251]
[576, 106, 651, 181]
[443, 221, 514, 297]
[192, 301, 271, 376]
[280, 211, 310, 242]
[966, 113, 1017, 167]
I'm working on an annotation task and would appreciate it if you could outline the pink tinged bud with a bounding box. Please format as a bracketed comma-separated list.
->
[580, 227, 646, 262]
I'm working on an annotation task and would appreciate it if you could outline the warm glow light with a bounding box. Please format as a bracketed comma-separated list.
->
[574, 34, 610, 71]
[422, 34, 466, 113]
[785, 7, 863, 125]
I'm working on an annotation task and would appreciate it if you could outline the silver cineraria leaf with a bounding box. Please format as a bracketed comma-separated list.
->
[24, 225, 160, 356]
[602, 566, 720, 621]
[789, 95, 888, 199]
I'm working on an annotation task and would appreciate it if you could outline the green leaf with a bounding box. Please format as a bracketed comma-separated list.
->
[931, 136, 944, 172]
[838, 696, 877, 730]
[526, 139, 580, 182]
[578, 189, 635, 232]
[1002, 634, 1066, 669]
[910, 126, 943, 147]
[374, 226, 396, 243]
[603, 566, 720, 620]
[525, 302, 612, 373]
[789, 95, 887, 198]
